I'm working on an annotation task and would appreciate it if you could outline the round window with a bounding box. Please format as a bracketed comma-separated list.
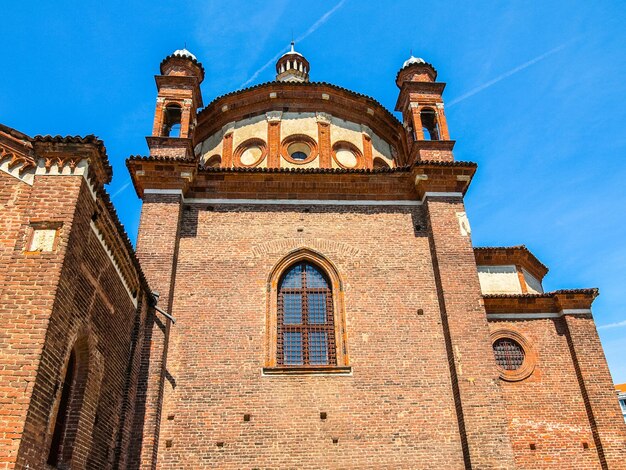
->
[287, 142, 311, 161]
[335, 148, 358, 168]
[240, 145, 262, 166]
[493, 338, 525, 371]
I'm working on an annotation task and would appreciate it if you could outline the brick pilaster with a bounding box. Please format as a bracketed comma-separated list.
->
[152, 99, 165, 137]
[131, 192, 183, 470]
[410, 105, 425, 140]
[180, 103, 192, 139]
[436, 103, 450, 140]
[222, 131, 233, 168]
[266, 111, 282, 167]
[316, 112, 332, 167]
[564, 315, 626, 468]
[361, 127, 373, 169]
[425, 196, 516, 469]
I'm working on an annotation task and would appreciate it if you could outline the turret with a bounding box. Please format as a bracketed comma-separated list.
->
[147, 48, 205, 158]
[395, 55, 453, 163]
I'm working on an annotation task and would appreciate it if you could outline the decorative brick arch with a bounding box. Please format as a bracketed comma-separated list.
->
[45, 325, 104, 467]
[264, 248, 350, 372]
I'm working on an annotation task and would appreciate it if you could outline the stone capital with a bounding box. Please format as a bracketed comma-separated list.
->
[265, 111, 283, 123]
[316, 112, 332, 125]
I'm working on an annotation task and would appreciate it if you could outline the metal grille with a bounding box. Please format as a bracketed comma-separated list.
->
[277, 262, 336, 366]
[493, 338, 525, 370]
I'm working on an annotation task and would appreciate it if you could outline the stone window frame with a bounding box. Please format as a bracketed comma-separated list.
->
[331, 140, 365, 169]
[24, 220, 63, 254]
[233, 138, 268, 168]
[280, 134, 319, 165]
[490, 329, 536, 382]
[263, 248, 351, 375]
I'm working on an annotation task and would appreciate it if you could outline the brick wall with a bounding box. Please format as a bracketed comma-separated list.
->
[0, 169, 150, 469]
[488, 318, 601, 468]
[151, 203, 468, 468]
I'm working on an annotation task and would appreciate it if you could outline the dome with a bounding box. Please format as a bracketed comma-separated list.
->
[172, 48, 197, 61]
[281, 42, 303, 57]
[402, 55, 426, 68]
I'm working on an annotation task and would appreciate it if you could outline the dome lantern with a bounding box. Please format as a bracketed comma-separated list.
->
[275, 42, 310, 83]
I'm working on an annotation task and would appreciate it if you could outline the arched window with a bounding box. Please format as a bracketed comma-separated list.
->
[420, 108, 440, 140]
[277, 262, 336, 366]
[162, 103, 182, 137]
[205, 154, 222, 168]
[47, 339, 90, 466]
[47, 350, 75, 466]
[373, 157, 391, 169]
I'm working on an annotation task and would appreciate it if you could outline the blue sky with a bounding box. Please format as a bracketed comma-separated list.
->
[1, 1, 625, 382]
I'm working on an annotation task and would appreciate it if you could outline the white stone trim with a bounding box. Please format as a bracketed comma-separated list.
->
[0, 159, 35, 185]
[487, 309, 592, 320]
[34, 158, 97, 200]
[421, 191, 464, 201]
[90, 221, 137, 307]
[183, 198, 423, 206]
[561, 308, 592, 315]
[0, 157, 97, 200]
[144, 189, 184, 196]
[143, 190, 467, 206]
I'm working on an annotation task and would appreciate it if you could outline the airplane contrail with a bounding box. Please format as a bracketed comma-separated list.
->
[447, 41, 575, 107]
[110, 179, 131, 199]
[240, 0, 347, 88]
[597, 320, 626, 330]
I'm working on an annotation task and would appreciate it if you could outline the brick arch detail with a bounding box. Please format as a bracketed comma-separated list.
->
[251, 237, 362, 258]
[45, 324, 104, 468]
[265, 248, 349, 368]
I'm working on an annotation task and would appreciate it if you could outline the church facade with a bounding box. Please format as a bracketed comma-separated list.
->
[0, 45, 624, 469]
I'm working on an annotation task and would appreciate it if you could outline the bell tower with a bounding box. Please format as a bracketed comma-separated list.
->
[395, 55, 453, 163]
[147, 48, 205, 158]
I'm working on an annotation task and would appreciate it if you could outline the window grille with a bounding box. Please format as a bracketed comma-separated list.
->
[493, 338, 525, 370]
[277, 262, 336, 366]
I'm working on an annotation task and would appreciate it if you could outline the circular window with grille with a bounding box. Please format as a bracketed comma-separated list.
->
[491, 330, 535, 382]
[281, 135, 318, 165]
[287, 142, 310, 161]
[493, 338, 524, 370]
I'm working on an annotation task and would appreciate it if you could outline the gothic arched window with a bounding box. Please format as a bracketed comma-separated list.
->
[277, 262, 336, 366]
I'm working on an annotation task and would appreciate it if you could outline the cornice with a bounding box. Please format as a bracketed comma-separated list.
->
[483, 289, 599, 317]
[474, 245, 549, 280]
